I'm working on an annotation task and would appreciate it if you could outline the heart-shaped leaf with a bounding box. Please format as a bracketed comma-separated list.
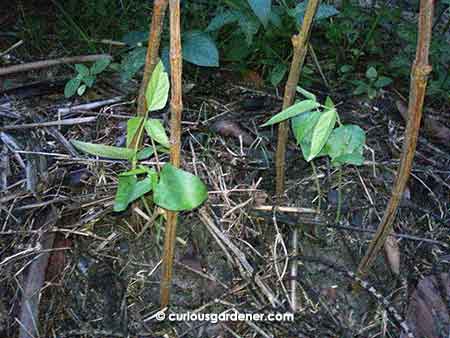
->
[154, 164, 208, 211]
[182, 31, 219, 67]
[146, 60, 170, 112]
[90, 58, 111, 75]
[323, 124, 366, 166]
[64, 78, 81, 98]
[247, 0, 272, 27]
[309, 108, 337, 160]
[144, 119, 170, 148]
[127, 117, 144, 147]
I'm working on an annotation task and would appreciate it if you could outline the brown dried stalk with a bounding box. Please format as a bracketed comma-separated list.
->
[129, 0, 169, 150]
[275, 0, 320, 196]
[136, 0, 169, 117]
[0, 54, 111, 76]
[357, 0, 433, 278]
[160, 0, 183, 309]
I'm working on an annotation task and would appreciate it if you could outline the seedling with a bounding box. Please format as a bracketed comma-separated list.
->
[263, 86, 366, 216]
[353, 66, 392, 99]
[64, 58, 111, 97]
[70, 61, 208, 213]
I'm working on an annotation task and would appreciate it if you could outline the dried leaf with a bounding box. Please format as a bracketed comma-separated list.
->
[383, 235, 400, 275]
[401, 274, 450, 338]
[211, 120, 254, 146]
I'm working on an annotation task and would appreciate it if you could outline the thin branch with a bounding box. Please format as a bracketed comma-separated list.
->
[357, 0, 434, 278]
[0, 54, 111, 76]
[160, 0, 182, 309]
[275, 0, 320, 196]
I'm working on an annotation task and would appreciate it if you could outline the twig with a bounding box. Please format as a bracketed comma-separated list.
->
[0, 117, 96, 131]
[357, 0, 434, 278]
[0, 54, 112, 76]
[275, 0, 320, 196]
[0, 40, 23, 58]
[160, 0, 182, 309]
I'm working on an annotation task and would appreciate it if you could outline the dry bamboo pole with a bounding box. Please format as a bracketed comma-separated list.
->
[275, 0, 320, 196]
[357, 0, 433, 278]
[129, 0, 169, 150]
[275, 0, 320, 312]
[160, 0, 183, 309]
[136, 0, 169, 117]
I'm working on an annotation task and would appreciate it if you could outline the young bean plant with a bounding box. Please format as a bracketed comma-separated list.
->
[262, 87, 366, 218]
[70, 61, 208, 213]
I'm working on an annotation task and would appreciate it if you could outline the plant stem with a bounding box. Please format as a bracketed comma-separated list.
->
[160, 0, 183, 309]
[357, 0, 434, 279]
[275, 0, 320, 197]
[335, 167, 342, 223]
[310, 160, 321, 212]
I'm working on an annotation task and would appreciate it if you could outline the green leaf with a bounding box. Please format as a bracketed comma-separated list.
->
[296, 86, 316, 101]
[71, 140, 135, 160]
[136, 147, 154, 160]
[64, 78, 81, 98]
[119, 47, 146, 82]
[238, 13, 260, 45]
[294, 3, 339, 25]
[90, 58, 111, 75]
[324, 96, 335, 110]
[113, 174, 154, 212]
[206, 9, 239, 31]
[323, 125, 365, 167]
[119, 166, 152, 176]
[145, 60, 170, 111]
[82, 75, 95, 87]
[270, 64, 288, 86]
[144, 119, 170, 148]
[154, 164, 208, 211]
[77, 84, 87, 96]
[374, 76, 393, 88]
[309, 108, 336, 161]
[182, 31, 219, 67]
[75, 64, 90, 77]
[291, 110, 321, 160]
[261, 100, 320, 127]
[353, 83, 368, 96]
[247, 0, 272, 27]
[366, 66, 378, 79]
[340, 65, 353, 73]
[127, 117, 144, 147]
[367, 87, 377, 99]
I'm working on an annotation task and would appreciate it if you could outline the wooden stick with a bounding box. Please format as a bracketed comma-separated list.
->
[275, 0, 320, 196]
[160, 0, 183, 309]
[0, 54, 111, 76]
[357, 0, 433, 278]
[137, 0, 169, 116]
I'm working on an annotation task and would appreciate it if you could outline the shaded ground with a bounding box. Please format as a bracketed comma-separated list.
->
[1, 2, 449, 338]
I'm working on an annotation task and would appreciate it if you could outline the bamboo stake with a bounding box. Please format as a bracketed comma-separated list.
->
[129, 0, 169, 150]
[160, 0, 183, 309]
[357, 0, 433, 278]
[275, 0, 320, 197]
[274, 0, 320, 313]
[136, 0, 169, 117]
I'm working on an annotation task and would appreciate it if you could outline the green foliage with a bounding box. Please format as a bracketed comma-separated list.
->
[205, 1, 339, 86]
[70, 60, 208, 212]
[64, 58, 111, 98]
[145, 61, 170, 111]
[352, 66, 392, 99]
[154, 164, 208, 211]
[263, 87, 366, 167]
